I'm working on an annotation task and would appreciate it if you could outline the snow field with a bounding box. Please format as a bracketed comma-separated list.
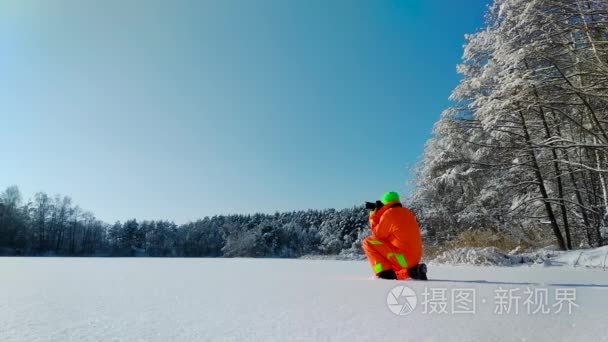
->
[1, 257, 607, 341]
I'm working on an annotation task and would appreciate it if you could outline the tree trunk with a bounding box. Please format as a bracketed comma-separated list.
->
[519, 110, 567, 250]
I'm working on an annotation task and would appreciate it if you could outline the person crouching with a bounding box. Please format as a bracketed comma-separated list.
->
[362, 191, 427, 280]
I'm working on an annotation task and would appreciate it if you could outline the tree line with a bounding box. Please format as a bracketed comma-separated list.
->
[412, 0, 608, 250]
[0, 186, 369, 257]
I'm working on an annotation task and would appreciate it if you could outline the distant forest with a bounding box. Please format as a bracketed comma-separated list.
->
[0, 186, 369, 257]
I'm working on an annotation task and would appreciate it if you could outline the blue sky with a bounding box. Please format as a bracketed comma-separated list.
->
[1, 0, 488, 223]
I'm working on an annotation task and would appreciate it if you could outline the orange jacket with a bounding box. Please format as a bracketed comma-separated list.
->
[369, 201, 423, 267]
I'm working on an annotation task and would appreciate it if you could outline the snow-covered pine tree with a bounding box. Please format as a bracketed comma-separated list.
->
[413, 0, 608, 250]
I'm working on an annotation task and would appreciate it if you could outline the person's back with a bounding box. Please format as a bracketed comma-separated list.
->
[379, 206, 423, 267]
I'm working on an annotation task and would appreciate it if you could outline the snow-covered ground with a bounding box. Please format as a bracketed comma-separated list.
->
[432, 245, 608, 267]
[2, 258, 608, 342]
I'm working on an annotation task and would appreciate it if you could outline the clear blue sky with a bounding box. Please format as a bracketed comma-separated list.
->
[1, 0, 488, 223]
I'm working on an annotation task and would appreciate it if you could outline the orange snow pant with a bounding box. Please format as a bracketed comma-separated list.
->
[362, 236, 412, 280]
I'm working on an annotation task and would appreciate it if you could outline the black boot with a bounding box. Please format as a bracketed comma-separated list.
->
[376, 269, 397, 280]
[408, 263, 428, 280]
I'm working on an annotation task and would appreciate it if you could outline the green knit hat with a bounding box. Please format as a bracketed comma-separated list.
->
[381, 191, 400, 205]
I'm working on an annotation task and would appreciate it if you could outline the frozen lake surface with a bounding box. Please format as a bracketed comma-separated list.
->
[2, 257, 608, 341]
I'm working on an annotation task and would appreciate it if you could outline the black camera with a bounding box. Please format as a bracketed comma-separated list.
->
[365, 200, 384, 211]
